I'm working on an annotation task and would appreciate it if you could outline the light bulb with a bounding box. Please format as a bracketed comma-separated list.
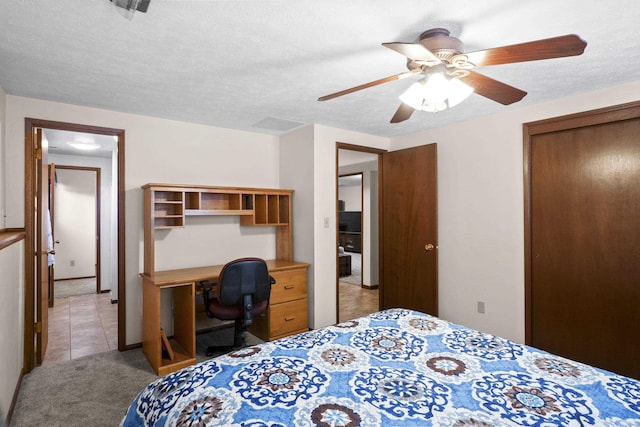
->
[447, 78, 474, 108]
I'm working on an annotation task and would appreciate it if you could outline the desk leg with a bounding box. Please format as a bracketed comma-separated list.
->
[173, 283, 195, 358]
[142, 277, 161, 374]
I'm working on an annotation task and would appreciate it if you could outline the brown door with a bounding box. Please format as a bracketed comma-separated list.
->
[35, 127, 50, 364]
[528, 112, 640, 379]
[381, 144, 438, 315]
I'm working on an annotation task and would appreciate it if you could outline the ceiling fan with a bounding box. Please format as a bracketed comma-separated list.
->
[110, 0, 151, 14]
[318, 29, 587, 123]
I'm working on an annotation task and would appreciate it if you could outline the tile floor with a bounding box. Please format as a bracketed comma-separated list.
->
[43, 281, 371, 363]
[338, 281, 379, 323]
[44, 292, 118, 364]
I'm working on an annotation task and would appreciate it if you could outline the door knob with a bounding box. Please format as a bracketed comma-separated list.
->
[424, 243, 436, 251]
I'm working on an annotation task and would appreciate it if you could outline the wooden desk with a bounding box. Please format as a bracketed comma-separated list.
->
[141, 259, 309, 376]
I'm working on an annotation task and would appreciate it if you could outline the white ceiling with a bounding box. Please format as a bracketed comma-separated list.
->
[44, 129, 117, 158]
[1, 1, 639, 138]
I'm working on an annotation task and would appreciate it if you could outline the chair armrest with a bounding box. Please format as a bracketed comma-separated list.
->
[199, 279, 217, 305]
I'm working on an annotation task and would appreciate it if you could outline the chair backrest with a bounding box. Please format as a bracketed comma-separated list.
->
[217, 257, 271, 307]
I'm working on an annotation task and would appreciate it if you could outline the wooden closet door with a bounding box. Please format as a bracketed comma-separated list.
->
[529, 117, 640, 379]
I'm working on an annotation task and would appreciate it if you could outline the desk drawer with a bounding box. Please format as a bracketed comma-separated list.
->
[270, 268, 306, 304]
[269, 298, 308, 337]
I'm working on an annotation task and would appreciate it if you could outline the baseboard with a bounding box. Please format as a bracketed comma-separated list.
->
[361, 284, 379, 290]
[5, 369, 24, 426]
[121, 342, 142, 351]
[54, 275, 96, 282]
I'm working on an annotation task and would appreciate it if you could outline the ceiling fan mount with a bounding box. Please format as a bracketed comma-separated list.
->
[318, 28, 587, 123]
[416, 28, 465, 62]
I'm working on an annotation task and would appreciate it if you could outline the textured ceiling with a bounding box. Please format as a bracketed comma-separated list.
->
[1, 1, 639, 138]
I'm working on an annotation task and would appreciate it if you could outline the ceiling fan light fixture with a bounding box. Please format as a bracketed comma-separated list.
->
[398, 81, 427, 110]
[423, 71, 449, 105]
[399, 68, 474, 113]
[68, 138, 101, 151]
[447, 77, 474, 107]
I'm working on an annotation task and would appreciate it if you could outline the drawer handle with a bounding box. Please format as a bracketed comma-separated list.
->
[284, 316, 296, 321]
[284, 285, 295, 290]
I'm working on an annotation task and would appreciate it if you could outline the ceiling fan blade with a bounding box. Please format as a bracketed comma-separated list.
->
[382, 42, 441, 64]
[463, 34, 587, 67]
[390, 103, 415, 123]
[460, 71, 527, 105]
[318, 70, 418, 101]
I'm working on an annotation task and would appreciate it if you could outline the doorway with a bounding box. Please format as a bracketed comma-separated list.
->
[336, 144, 382, 323]
[24, 118, 125, 373]
[51, 166, 100, 300]
[338, 173, 363, 286]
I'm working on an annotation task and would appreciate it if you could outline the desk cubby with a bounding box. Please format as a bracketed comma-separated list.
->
[141, 278, 196, 376]
[152, 191, 185, 228]
[144, 185, 290, 230]
[241, 193, 290, 226]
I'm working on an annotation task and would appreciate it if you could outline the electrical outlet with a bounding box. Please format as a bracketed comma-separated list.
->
[70, 260, 75, 267]
[477, 301, 485, 314]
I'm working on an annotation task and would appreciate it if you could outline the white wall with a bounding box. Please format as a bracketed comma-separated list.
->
[338, 184, 360, 211]
[0, 85, 23, 426]
[391, 80, 640, 343]
[0, 240, 23, 424]
[313, 125, 389, 328]
[278, 125, 316, 325]
[0, 84, 6, 227]
[4, 95, 280, 345]
[52, 168, 97, 279]
[48, 153, 115, 294]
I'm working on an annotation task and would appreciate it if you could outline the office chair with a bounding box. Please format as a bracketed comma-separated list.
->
[200, 257, 275, 356]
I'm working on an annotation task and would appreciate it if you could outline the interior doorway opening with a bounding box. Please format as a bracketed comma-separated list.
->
[336, 143, 382, 323]
[24, 118, 125, 373]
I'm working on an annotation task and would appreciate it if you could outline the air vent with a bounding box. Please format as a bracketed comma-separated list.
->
[252, 117, 306, 133]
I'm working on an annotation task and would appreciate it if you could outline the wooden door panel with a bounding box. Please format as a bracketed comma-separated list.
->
[35, 127, 49, 364]
[381, 144, 438, 315]
[530, 118, 640, 379]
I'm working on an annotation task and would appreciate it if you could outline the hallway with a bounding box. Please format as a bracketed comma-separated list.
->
[44, 291, 118, 364]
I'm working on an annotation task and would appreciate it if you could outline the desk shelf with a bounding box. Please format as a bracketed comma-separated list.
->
[185, 209, 253, 216]
[144, 184, 292, 231]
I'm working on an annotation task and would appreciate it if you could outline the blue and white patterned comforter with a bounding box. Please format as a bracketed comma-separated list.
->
[121, 309, 640, 426]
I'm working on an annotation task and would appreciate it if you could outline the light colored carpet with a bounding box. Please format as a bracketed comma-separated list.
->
[340, 251, 361, 285]
[10, 327, 262, 427]
[10, 348, 155, 427]
[54, 277, 96, 298]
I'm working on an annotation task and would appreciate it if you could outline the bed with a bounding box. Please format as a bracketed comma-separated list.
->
[121, 309, 640, 426]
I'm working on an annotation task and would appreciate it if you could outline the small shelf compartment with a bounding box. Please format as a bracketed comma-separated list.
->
[154, 191, 183, 203]
[184, 191, 252, 216]
[242, 193, 291, 226]
[278, 195, 290, 223]
[153, 191, 185, 228]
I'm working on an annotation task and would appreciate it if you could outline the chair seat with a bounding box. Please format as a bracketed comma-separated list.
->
[209, 298, 268, 320]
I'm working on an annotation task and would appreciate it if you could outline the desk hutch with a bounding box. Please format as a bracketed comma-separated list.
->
[141, 183, 309, 375]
